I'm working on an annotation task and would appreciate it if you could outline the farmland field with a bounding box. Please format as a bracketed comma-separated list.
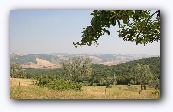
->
[10, 78, 160, 99]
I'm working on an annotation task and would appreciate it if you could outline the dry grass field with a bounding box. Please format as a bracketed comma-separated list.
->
[10, 78, 160, 99]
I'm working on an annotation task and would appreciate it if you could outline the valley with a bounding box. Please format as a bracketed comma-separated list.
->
[10, 52, 158, 69]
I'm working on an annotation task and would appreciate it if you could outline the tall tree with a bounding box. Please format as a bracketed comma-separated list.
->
[73, 10, 160, 47]
[135, 63, 154, 90]
[62, 56, 92, 82]
[82, 57, 92, 80]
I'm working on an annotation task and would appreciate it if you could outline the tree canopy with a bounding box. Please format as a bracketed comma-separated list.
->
[73, 10, 160, 47]
[10, 62, 25, 78]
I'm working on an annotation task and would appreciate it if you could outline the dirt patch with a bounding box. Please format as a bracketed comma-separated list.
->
[21, 57, 60, 69]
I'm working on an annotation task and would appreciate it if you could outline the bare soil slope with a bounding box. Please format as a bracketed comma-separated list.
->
[21, 58, 60, 69]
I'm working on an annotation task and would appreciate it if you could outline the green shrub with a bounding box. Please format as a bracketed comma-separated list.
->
[92, 83, 97, 87]
[36, 77, 82, 91]
[83, 81, 90, 86]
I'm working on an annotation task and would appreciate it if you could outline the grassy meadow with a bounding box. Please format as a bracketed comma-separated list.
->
[10, 78, 160, 99]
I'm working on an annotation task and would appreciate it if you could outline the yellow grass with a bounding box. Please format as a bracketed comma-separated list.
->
[10, 78, 160, 99]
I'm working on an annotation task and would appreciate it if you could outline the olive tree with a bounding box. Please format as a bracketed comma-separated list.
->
[135, 63, 154, 90]
[62, 56, 92, 82]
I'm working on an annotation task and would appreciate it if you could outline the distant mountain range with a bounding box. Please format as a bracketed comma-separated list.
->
[10, 53, 159, 69]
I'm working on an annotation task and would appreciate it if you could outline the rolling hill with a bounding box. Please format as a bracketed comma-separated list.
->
[10, 52, 159, 69]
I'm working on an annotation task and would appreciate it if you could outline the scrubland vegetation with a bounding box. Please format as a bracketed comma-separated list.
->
[10, 57, 160, 99]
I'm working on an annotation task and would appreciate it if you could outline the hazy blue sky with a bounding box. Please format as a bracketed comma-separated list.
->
[10, 10, 160, 55]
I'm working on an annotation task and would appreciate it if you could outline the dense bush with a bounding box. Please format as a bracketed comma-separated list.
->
[36, 77, 82, 91]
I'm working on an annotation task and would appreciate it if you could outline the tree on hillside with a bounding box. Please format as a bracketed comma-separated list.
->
[148, 75, 160, 90]
[135, 63, 154, 90]
[10, 62, 25, 78]
[73, 10, 160, 47]
[62, 57, 92, 82]
[82, 57, 92, 80]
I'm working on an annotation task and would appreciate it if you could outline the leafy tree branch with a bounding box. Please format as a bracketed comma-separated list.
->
[73, 10, 160, 47]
